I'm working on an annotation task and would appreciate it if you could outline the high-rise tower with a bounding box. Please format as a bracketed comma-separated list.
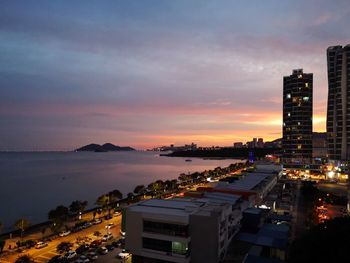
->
[282, 69, 313, 164]
[327, 45, 350, 161]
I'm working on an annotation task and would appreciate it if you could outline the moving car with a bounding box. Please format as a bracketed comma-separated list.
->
[92, 218, 102, 225]
[59, 230, 71, 237]
[105, 223, 115, 229]
[35, 241, 48, 249]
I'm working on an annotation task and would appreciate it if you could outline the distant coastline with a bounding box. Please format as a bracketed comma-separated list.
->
[164, 147, 281, 158]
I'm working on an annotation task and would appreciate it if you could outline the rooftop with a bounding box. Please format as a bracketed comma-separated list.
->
[128, 198, 206, 218]
[216, 173, 271, 191]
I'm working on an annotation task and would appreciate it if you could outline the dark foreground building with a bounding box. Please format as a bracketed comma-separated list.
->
[327, 45, 350, 161]
[282, 69, 313, 164]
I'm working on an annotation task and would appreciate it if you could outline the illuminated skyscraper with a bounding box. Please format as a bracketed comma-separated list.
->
[326, 45, 350, 161]
[282, 69, 313, 163]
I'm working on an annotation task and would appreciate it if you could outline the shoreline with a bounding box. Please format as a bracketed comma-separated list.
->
[0, 159, 245, 240]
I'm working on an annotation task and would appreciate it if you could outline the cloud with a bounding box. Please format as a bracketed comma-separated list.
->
[0, 0, 349, 149]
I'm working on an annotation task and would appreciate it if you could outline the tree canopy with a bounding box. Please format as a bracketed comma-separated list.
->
[48, 205, 69, 223]
[69, 200, 88, 214]
[15, 255, 35, 263]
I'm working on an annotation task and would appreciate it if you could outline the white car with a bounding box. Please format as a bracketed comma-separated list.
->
[87, 252, 98, 260]
[98, 246, 108, 255]
[93, 218, 102, 225]
[118, 249, 130, 259]
[59, 230, 71, 237]
[75, 255, 90, 263]
[105, 223, 115, 229]
[102, 233, 113, 242]
[35, 241, 48, 249]
[114, 211, 121, 216]
[65, 250, 77, 259]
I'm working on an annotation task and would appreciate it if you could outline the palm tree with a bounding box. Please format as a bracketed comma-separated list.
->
[14, 219, 31, 240]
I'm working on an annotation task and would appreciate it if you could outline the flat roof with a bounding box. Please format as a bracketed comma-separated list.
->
[138, 199, 204, 209]
[128, 199, 206, 218]
[203, 192, 241, 205]
[216, 173, 271, 191]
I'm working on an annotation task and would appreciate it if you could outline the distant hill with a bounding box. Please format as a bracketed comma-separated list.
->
[76, 143, 135, 152]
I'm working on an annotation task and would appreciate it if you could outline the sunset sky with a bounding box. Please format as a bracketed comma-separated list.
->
[1, 0, 350, 150]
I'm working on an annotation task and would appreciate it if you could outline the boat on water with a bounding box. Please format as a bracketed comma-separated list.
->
[185, 159, 192, 162]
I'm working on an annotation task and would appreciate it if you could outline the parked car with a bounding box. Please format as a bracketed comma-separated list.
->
[105, 223, 115, 229]
[98, 246, 108, 255]
[75, 244, 89, 254]
[75, 255, 90, 263]
[105, 244, 115, 251]
[102, 233, 113, 242]
[111, 240, 121, 247]
[59, 230, 71, 237]
[90, 240, 102, 248]
[118, 249, 130, 259]
[35, 241, 48, 249]
[64, 250, 77, 259]
[87, 252, 98, 261]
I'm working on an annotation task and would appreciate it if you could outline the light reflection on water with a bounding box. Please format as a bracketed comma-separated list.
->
[0, 151, 240, 231]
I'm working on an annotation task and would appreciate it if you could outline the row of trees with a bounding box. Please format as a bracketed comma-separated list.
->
[178, 162, 246, 185]
[6, 162, 245, 242]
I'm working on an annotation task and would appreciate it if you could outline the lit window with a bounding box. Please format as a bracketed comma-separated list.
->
[287, 93, 291, 99]
[298, 122, 301, 125]
[298, 74, 303, 79]
[297, 145, 302, 149]
[303, 97, 309, 101]
[287, 112, 291, 117]
[283, 122, 286, 127]
[305, 83, 309, 88]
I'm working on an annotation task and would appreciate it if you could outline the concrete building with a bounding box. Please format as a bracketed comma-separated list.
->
[326, 45, 350, 161]
[125, 196, 243, 263]
[282, 69, 313, 164]
[198, 165, 280, 207]
[233, 142, 244, 148]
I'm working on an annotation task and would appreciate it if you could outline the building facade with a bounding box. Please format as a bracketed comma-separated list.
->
[326, 45, 350, 161]
[282, 69, 313, 164]
[125, 197, 243, 263]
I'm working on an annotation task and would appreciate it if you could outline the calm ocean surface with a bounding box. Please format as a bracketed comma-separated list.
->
[0, 151, 240, 231]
